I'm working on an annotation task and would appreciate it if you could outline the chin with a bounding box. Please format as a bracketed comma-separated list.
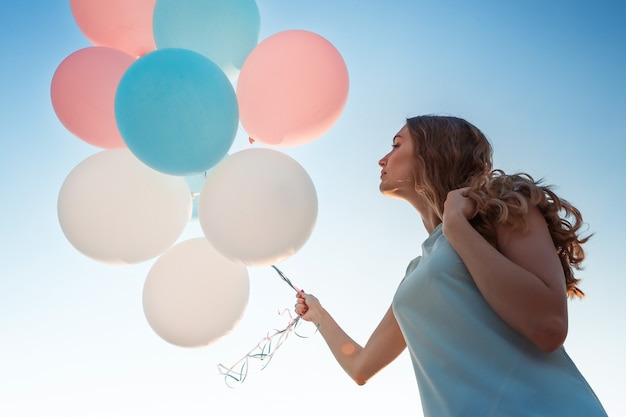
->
[379, 186, 400, 198]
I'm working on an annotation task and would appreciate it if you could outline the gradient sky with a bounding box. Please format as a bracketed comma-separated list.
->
[1, 1, 625, 416]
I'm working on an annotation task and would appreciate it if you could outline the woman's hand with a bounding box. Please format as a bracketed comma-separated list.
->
[443, 187, 477, 222]
[295, 291, 322, 324]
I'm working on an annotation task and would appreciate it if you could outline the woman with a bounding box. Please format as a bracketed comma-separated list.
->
[295, 115, 607, 416]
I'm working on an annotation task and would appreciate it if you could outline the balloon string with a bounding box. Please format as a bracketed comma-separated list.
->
[217, 310, 302, 388]
[217, 267, 312, 388]
[271, 264, 301, 292]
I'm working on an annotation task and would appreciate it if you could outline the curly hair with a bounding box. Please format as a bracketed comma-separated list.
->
[406, 115, 590, 298]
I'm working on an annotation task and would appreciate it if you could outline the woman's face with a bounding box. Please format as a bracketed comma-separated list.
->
[378, 124, 419, 198]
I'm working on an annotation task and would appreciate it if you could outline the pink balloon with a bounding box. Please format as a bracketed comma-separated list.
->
[237, 30, 349, 147]
[70, 0, 156, 57]
[51, 47, 135, 149]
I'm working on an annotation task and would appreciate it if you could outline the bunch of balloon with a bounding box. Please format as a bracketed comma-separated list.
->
[52, 0, 349, 350]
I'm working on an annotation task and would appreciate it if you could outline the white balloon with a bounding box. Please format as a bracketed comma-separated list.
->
[198, 148, 318, 266]
[57, 149, 192, 264]
[142, 238, 249, 348]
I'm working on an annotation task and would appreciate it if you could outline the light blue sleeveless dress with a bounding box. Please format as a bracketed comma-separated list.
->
[392, 224, 607, 417]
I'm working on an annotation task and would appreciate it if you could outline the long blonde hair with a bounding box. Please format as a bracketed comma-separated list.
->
[406, 115, 590, 298]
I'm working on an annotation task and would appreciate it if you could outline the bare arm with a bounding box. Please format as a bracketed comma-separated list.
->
[296, 293, 406, 385]
[442, 188, 568, 352]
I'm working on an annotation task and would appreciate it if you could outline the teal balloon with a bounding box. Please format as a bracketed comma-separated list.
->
[153, 0, 260, 80]
[115, 48, 238, 176]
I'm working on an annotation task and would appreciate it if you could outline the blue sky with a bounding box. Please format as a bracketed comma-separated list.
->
[1, 1, 625, 416]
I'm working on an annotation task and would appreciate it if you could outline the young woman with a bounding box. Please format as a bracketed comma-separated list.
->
[295, 115, 607, 416]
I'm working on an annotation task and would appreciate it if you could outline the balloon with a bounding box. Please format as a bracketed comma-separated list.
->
[143, 238, 249, 348]
[57, 149, 192, 264]
[198, 148, 318, 266]
[69, 0, 156, 57]
[153, 0, 260, 80]
[51, 47, 135, 149]
[115, 48, 239, 176]
[237, 30, 349, 147]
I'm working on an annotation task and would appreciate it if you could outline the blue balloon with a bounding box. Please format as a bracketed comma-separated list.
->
[153, 0, 260, 81]
[115, 48, 238, 176]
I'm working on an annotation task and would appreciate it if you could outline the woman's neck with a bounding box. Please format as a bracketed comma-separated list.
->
[404, 195, 441, 234]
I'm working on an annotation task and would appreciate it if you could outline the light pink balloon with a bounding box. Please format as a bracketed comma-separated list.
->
[237, 30, 349, 147]
[51, 47, 135, 149]
[70, 0, 156, 57]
